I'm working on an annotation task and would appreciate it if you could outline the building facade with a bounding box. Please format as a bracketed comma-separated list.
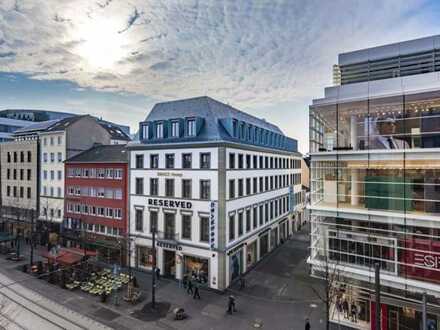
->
[309, 35, 440, 330]
[63, 145, 128, 264]
[129, 96, 302, 291]
[0, 138, 39, 237]
[38, 116, 122, 231]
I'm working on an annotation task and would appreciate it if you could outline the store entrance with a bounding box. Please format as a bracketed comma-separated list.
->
[164, 250, 176, 277]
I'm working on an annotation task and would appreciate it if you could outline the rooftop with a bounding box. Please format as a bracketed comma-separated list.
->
[66, 144, 128, 163]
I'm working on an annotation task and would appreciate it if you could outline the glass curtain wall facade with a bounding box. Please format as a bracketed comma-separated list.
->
[309, 91, 440, 329]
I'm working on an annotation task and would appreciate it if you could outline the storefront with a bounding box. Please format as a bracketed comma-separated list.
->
[183, 255, 209, 285]
[260, 232, 269, 257]
[270, 227, 278, 250]
[246, 240, 258, 270]
[279, 220, 287, 242]
[228, 245, 244, 284]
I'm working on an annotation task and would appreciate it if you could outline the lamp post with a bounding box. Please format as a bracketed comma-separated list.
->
[151, 226, 156, 309]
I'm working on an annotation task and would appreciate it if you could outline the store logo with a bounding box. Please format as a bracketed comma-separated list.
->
[209, 201, 218, 250]
[414, 252, 440, 269]
[148, 198, 192, 209]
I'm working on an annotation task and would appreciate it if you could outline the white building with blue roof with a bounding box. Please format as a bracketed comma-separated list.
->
[128, 96, 303, 290]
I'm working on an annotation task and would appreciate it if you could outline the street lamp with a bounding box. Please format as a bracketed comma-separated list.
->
[151, 225, 157, 309]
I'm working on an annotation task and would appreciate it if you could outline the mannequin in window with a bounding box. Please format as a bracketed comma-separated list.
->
[370, 117, 409, 149]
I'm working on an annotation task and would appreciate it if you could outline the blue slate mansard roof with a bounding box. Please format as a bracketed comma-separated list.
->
[136, 96, 297, 152]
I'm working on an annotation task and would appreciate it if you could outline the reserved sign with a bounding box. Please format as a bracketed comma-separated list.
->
[148, 198, 192, 209]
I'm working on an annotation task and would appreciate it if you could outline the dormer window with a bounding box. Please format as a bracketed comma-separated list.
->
[240, 123, 245, 139]
[142, 124, 149, 140]
[187, 119, 196, 136]
[232, 119, 238, 137]
[171, 121, 179, 137]
[156, 122, 164, 138]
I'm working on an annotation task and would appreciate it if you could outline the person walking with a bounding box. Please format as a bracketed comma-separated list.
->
[187, 278, 193, 295]
[351, 302, 357, 323]
[155, 267, 160, 281]
[305, 318, 311, 330]
[182, 274, 188, 289]
[227, 295, 236, 314]
[342, 299, 349, 319]
[193, 282, 201, 299]
[239, 276, 245, 290]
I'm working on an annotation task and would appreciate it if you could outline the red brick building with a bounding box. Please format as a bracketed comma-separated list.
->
[63, 145, 128, 265]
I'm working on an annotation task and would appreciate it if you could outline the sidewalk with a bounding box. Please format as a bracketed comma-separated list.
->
[0, 230, 328, 330]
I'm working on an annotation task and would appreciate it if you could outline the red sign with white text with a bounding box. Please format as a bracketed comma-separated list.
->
[401, 238, 440, 283]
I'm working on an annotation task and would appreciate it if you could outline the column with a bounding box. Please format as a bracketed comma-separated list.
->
[351, 115, 358, 150]
[351, 170, 359, 206]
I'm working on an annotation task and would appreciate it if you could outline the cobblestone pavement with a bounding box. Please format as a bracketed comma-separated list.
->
[0, 227, 350, 330]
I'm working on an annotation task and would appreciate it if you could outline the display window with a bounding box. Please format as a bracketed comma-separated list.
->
[229, 249, 243, 282]
[184, 255, 209, 285]
[246, 241, 258, 268]
[136, 245, 153, 268]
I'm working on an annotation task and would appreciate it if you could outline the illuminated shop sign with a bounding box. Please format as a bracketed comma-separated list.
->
[148, 198, 192, 209]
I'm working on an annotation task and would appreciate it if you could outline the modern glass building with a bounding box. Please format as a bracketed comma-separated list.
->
[309, 35, 440, 330]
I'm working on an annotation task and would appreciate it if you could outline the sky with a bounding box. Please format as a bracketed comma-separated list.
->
[1, 0, 440, 153]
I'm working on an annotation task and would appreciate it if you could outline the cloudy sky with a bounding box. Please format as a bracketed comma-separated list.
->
[1, 0, 440, 152]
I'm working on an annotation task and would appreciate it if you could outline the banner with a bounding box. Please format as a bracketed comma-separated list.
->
[209, 201, 218, 250]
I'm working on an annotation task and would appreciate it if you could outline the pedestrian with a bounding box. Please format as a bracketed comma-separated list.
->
[239, 276, 245, 290]
[351, 303, 357, 323]
[227, 295, 236, 314]
[187, 279, 193, 295]
[193, 282, 201, 299]
[132, 275, 138, 288]
[305, 318, 311, 330]
[183, 274, 188, 289]
[342, 299, 349, 319]
[155, 267, 160, 280]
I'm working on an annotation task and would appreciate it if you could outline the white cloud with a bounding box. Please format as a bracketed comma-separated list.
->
[1, 0, 439, 152]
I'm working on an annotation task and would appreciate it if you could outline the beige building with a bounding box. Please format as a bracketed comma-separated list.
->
[0, 137, 39, 235]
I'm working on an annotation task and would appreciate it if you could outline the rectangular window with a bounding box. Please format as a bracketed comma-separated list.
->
[19, 186, 24, 198]
[259, 156, 263, 168]
[171, 121, 179, 137]
[13, 169, 16, 180]
[165, 154, 175, 169]
[50, 153, 54, 163]
[43, 153, 47, 163]
[57, 152, 62, 162]
[13, 152, 17, 163]
[135, 154, 144, 169]
[200, 153, 211, 169]
[50, 137, 54, 145]
[27, 169, 31, 180]
[142, 124, 149, 140]
[57, 170, 62, 180]
[238, 212, 243, 236]
[200, 180, 210, 200]
[246, 178, 251, 195]
[182, 179, 192, 198]
[200, 217, 209, 242]
[187, 119, 196, 136]
[57, 136, 62, 145]
[165, 178, 175, 197]
[229, 153, 235, 169]
[265, 177, 269, 191]
[57, 187, 61, 197]
[229, 179, 235, 199]
[149, 154, 159, 169]
[150, 211, 158, 232]
[253, 207, 258, 228]
[27, 151, 31, 162]
[182, 215, 192, 240]
[238, 154, 243, 169]
[238, 179, 243, 197]
[229, 215, 235, 241]
[156, 122, 164, 138]
[253, 155, 257, 169]
[50, 170, 54, 180]
[246, 154, 251, 169]
[7, 152, 10, 163]
[253, 177, 257, 194]
[150, 178, 158, 196]
[6, 186, 10, 197]
[182, 153, 192, 169]
[20, 169, 23, 180]
[6, 169, 10, 180]
[135, 178, 144, 195]
[246, 209, 251, 232]
[13, 186, 17, 197]
[135, 209, 143, 231]
[164, 213, 175, 239]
